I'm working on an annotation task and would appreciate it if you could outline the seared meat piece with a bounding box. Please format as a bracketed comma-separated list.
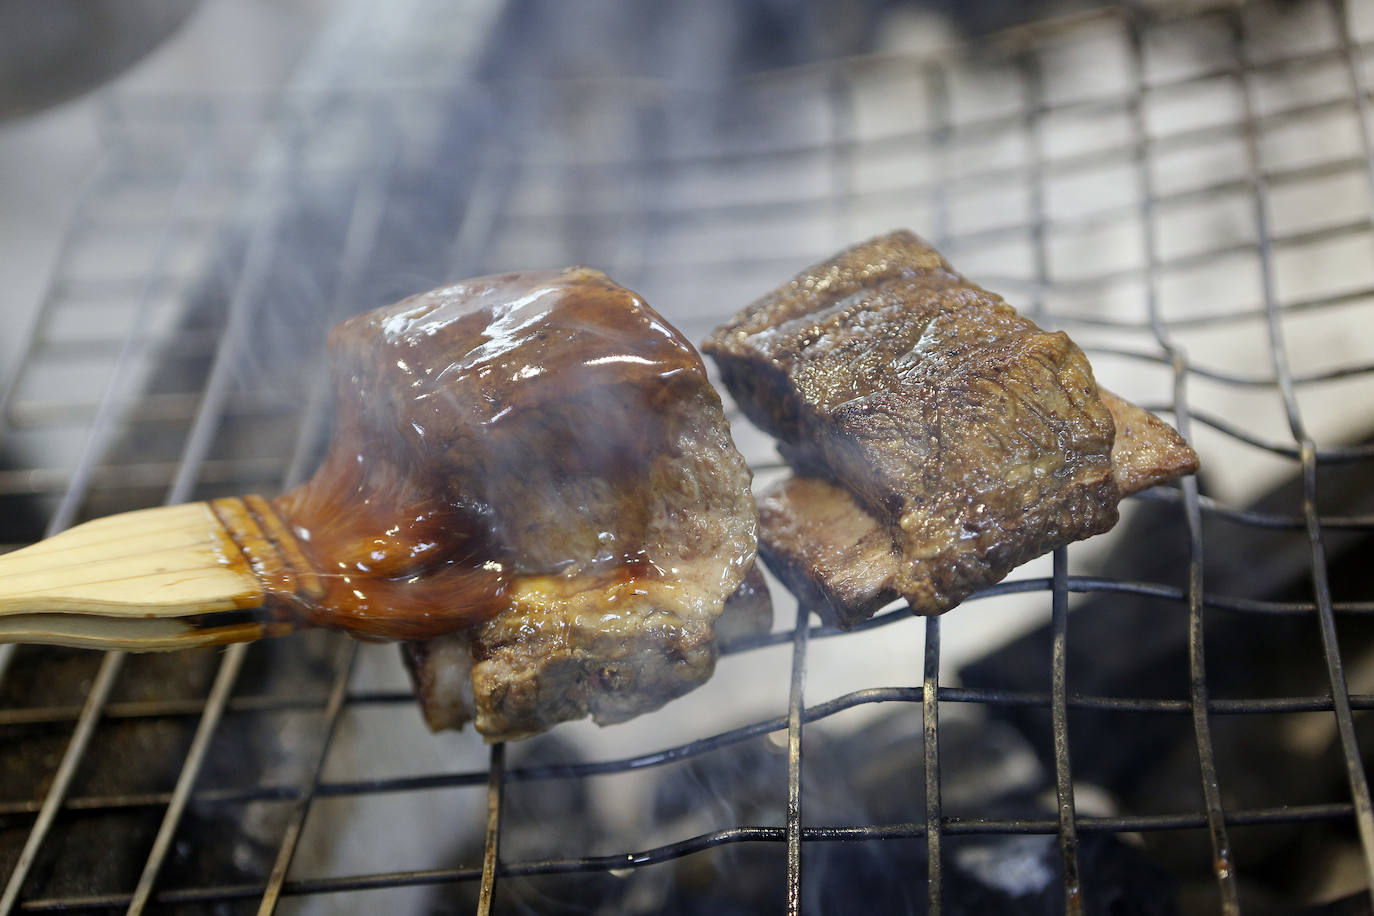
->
[755, 477, 898, 630]
[756, 391, 1199, 628]
[405, 566, 773, 733]
[1097, 390, 1199, 496]
[704, 230, 1198, 626]
[277, 268, 759, 740]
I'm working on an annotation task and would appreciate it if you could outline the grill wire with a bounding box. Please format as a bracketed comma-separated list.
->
[4, 0, 1374, 912]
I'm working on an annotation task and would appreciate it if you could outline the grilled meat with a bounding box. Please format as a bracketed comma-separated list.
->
[277, 268, 760, 740]
[1097, 390, 1200, 497]
[755, 391, 1198, 628]
[704, 230, 1198, 626]
[405, 565, 773, 733]
[754, 476, 898, 630]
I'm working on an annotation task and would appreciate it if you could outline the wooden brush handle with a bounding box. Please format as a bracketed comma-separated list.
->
[0, 497, 316, 650]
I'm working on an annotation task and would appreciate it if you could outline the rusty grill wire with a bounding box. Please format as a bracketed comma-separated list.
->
[3, 0, 1374, 912]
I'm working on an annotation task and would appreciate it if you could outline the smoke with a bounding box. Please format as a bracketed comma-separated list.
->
[6, 0, 1371, 911]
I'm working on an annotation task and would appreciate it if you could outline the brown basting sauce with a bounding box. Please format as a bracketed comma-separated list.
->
[266, 268, 706, 641]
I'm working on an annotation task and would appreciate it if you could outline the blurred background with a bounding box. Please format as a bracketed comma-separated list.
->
[3, 0, 1374, 913]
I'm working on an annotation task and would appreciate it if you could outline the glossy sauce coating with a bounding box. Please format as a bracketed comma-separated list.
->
[270, 268, 708, 640]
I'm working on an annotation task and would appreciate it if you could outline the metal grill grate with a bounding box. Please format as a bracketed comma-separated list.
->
[4, 0, 1374, 912]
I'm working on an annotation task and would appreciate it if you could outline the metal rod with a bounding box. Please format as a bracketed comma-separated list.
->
[486, 148, 1374, 271]
[0, 148, 126, 424]
[721, 575, 1374, 657]
[384, 52, 1374, 198]
[922, 616, 942, 915]
[16, 680, 1374, 827]
[0, 129, 219, 690]
[163, 168, 300, 506]
[37, 113, 282, 916]
[441, 94, 513, 284]
[118, 122, 311, 916]
[1335, 0, 1374, 215]
[1021, 41, 1084, 907]
[478, 742, 507, 915]
[1049, 548, 1082, 914]
[48, 165, 228, 534]
[10, 194, 1374, 343]
[22, 798, 1374, 912]
[1232, 7, 1374, 904]
[828, 67, 856, 252]
[257, 642, 359, 916]
[785, 602, 810, 915]
[0, 652, 125, 916]
[924, 62, 954, 910]
[1299, 446, 1374, 882]
[74, 21, 1374, 167]
[1077, 343, 1374, 389]
[1183, 464, 1237, 911]
[1179, 410, 1374, 462]
[11, 105, 310, 916]
[1125, 13, 1240, 910]
[1020, 51, 1050, 321]
[26, 157, 1374, 303]
[125, 644, 247, 915]
[927, 59, 953, 252]
[250, 104, 404, 916]
[0, 106, 259, 916]
[1135, 485, 1374, 531]
[11, 680, 1374, 753]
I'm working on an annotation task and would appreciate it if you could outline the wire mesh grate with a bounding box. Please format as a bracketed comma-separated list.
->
[3, 0, 1374, 912]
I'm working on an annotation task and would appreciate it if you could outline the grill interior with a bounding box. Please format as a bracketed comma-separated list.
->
[4, 0, 1374, 912]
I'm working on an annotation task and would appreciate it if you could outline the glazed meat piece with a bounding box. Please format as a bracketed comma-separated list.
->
[703, 230, 1198, 626]
[276, 268, 760, 740]
[405, 565, 773, 732]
